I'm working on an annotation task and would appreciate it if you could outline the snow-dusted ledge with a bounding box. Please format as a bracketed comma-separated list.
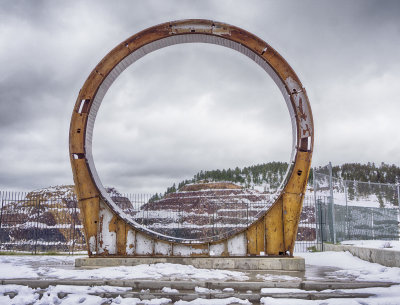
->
[324, 244, 400, 268]
[75, 256, 305, 271]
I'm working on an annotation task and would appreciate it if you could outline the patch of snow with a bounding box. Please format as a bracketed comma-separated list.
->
[161, 287, 179, 293]
[260, 284, 400, 304]
[0, 284, 171, 305]
[260, 288, 315, 293]
[194, 286, 221, 293]
[222, 288, 234, 292]
[110, 297, 171, 305]
[0, 261, 39, 279]
[40, 263, 249, 281]
[341, 240, 400, 251]
[256, 274, 302, 282]
[47, 285, 132, 294]
[260, 297, 361, 304]
[175, 297, 251, 305]
[300, 251, 400, 282]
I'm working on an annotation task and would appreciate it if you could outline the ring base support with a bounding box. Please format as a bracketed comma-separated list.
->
[75, 256, 305, 271]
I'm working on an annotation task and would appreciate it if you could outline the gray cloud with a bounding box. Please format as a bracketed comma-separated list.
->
[0, 0, 399, 193]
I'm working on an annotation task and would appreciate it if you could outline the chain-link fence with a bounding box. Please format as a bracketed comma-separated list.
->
[0, 187, 320, 253]
[2, 166, 398, 254]
[313, 163, 400, 245]
[0, 189, 85, 254]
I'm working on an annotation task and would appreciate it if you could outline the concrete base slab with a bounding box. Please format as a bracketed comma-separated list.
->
[75, 256, 305, 271]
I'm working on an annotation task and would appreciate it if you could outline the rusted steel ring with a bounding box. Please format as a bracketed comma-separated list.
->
[69, 19, 314, 244]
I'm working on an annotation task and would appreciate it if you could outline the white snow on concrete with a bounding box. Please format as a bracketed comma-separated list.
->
[341, 240, 400, 251]
[260, 288, 315, 293]
[0, 284, 172, 305]
[0, 256, 248, 281]
[256, 274, 302, 282]
[194, 286, 221, 293]
[0, 261, 40, 279]
[260, 297, 362, 304]
[47, 284, 132, 294]
[300, 251, 400, 282]
[2, 252, 400, 304]
[111, 297, 171, 305]
[46, 263, 248, 281]
[161, 287, 179, 293]
[261, 284, 400, 305]
[175, 297, 251, 305]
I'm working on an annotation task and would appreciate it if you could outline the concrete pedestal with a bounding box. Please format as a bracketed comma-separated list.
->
[75, 256, 305, 271]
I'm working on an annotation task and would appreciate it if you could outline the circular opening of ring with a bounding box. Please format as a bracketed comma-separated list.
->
[86, 35, 296, 241]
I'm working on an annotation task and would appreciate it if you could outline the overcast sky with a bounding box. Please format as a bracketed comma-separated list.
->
[1, 0, 399, 193]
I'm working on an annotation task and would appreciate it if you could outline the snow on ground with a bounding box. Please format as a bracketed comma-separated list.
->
[1, 252, 400, 304]
[341, 239, 400, 251]
[0, 260, 40, 279]
[0, 256, 248, 281]
[42, 263, 248, 281]
[260, 285, 400, 305]
[299, 251, 400, 282]
[161, 287, 179, 293]
[0, 285, 171, 305]
[194, 286, 221, 293]
[256, 274, 301, 282]
[175, 298, 251, 305]
[260, 288, 316, 293]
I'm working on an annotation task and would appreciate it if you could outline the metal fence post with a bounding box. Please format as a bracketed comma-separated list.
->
[397, 181, 400, 207]
[328, 162, 336, 243]
[0, 192, 4, 249]
[0, 192, 4, 231]
[397, 181, 400, 240]
[312, 167, 321, 250]
[371, 209, 375, 240]
[317, 198, 324, 251]
[246, 201, 249, 227]
[71, 196, 77, 255]
[33, 195, 40, 254]
[344, 180, 349, 240]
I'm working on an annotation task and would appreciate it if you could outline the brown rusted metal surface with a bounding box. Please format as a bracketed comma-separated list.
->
[69, 19, 314, 257]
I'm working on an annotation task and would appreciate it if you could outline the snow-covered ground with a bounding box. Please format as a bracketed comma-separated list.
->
[341, 239, 400, 251]
[300, 251, 400, 282]
[0, 251, 400, 304]
[0, 255, 248, 281]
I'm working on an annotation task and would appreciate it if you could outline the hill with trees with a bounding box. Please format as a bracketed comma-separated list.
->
[155, 162, 400, 202]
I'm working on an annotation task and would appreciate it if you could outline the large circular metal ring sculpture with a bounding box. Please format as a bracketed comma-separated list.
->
[70, 19, 313, 257]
